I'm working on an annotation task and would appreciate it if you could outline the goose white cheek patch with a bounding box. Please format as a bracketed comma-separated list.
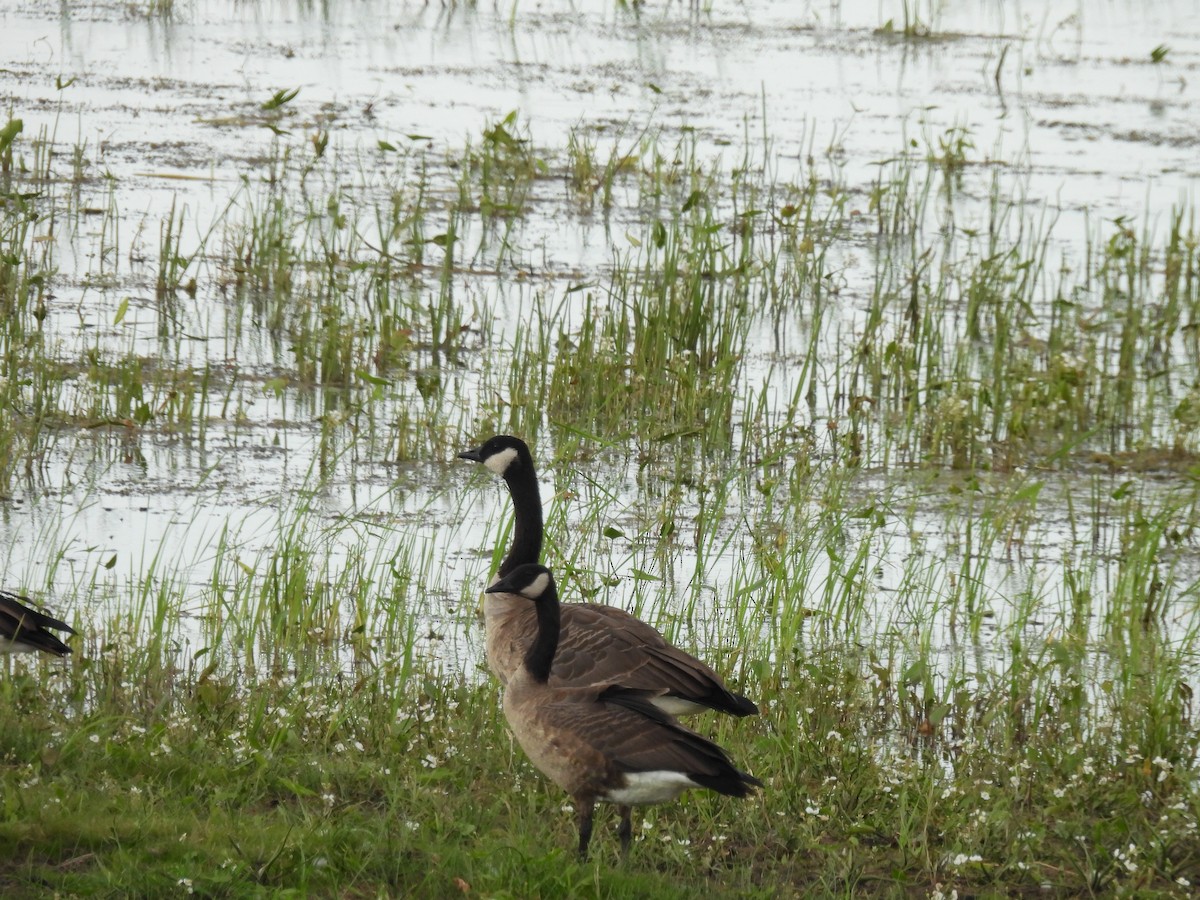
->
[483, 446, 520, 476]
[526, 571, 551, 599]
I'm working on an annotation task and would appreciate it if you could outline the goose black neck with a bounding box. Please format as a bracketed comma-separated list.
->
[524, 588, 560, 684]
[498, 464, 543, 578]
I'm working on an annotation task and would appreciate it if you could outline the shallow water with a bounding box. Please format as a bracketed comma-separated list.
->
[2, 0, 1199, 679]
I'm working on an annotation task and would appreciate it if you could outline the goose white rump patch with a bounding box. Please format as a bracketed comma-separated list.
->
[651, 695, 708, 716]
[0, 638, 34, 654]
[603, 771, 699, 805]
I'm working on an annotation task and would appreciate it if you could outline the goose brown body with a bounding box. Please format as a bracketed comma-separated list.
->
[488, 564, 762, 859]
[0, 590, 75, 656]
[458, 436, 758, 718]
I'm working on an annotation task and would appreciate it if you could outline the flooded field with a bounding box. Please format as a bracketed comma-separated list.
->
[2, 1, 1200, 893]
[3, 0, 1198, 668]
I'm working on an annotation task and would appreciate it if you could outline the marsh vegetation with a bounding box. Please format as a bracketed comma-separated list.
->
[1, 1, 1199, 896]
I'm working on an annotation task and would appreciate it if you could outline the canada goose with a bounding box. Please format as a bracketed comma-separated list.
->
[458, 435, 757, 717]
[486, 563, 762, 860]
[0, 590, 75, 656]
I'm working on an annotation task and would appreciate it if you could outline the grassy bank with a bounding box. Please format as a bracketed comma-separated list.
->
[2, 605, 1197, 897]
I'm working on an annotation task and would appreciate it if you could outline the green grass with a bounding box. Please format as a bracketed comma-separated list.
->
[2, 601, 1197, 896]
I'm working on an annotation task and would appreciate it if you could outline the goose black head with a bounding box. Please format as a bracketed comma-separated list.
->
[457, 435, 533, 479]
[485, 563, 556, 603]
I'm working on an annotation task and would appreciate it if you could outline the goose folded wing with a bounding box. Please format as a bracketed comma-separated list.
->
[0, 591, 75, 655]
[551, 605, 758, 716]
[527, 686, 763, 797]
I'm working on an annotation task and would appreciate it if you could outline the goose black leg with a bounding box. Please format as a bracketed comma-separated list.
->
[576, 798, 596, 861]
[617, 805, 632, 858]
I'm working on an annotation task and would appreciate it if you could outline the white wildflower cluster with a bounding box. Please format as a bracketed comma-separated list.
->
[227, 729, 251, 762]
[1112, 842, 1139, 874]
[975, 778, 993, 802]
[1156, 798, 1199, 843]
[802, 802, 825, 820]
[150, 739, 173, 758]
[419, 742, 458, 770]
[1151, 756, 1172, 783]
[928, 883, 958, 900]
[948, 852, 982, 867]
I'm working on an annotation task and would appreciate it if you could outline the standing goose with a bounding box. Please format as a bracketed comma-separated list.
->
[458, 435, 757, 717]
[487, 563, 762, 860]
[0, 590, 75, 656]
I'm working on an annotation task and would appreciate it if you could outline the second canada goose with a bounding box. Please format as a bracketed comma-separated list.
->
[487, 563, 762, 860]
[0, 590, 75, 656]
[458, 435, 758, 718]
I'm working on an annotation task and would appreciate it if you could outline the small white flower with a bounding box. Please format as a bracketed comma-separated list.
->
[89, 734, 100, 744]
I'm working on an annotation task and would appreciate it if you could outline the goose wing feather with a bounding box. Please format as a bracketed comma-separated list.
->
[552, 604, 758, 715]
[0, 591, 74, 655]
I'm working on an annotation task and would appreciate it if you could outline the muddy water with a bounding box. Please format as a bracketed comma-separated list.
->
[1, 0, 1198, 672]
